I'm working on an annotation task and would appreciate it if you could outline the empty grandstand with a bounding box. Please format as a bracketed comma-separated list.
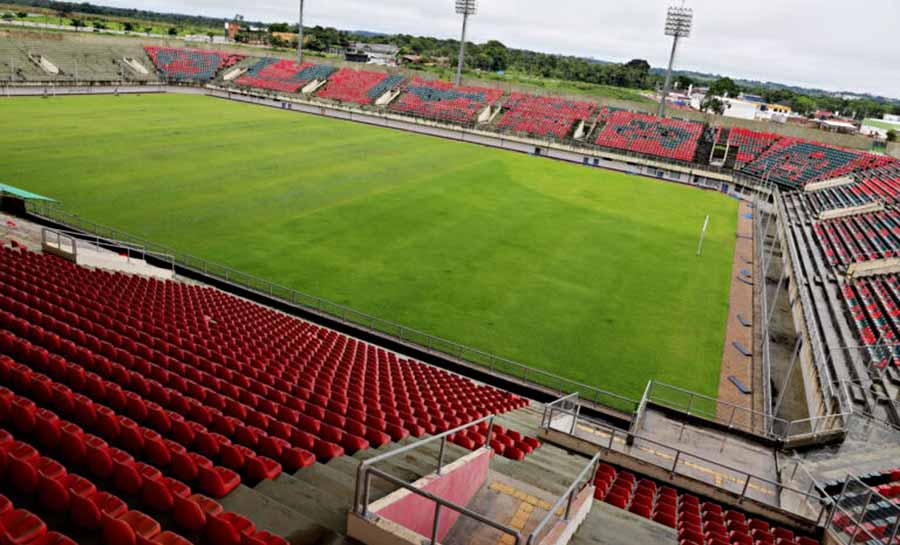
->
[5, 31, 900, 545]
[315, 68, 404, 105]
[593, 111, 705, 162]
[145, 47, 243, 83]
[389, 77, 504, 124]
[235, 58, 337, 94]
[496, 93, 595, 140]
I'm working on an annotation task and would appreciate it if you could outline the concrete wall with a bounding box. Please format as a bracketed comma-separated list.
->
[373, 449, 492, 543]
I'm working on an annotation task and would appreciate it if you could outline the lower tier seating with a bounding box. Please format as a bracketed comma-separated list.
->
[389, 77, 504, 124]
[235, 58, 337, 94]
[592, 463, 820, 545]
[593, 111, 704, 162]
[727, 128, 781, 168]
[841, 275, 900, 368]
[144, 47, 243, 82]
[316, 68, 405, 105]
[496, 93, 595, 140]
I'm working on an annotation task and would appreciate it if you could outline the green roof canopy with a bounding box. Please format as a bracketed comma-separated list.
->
[0, 183, 56, 202]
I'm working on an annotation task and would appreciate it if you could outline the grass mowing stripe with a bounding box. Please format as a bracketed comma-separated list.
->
[0, 93, 737, 401]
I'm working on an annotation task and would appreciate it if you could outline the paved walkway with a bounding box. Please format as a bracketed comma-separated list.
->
[717, 201, 756, 429]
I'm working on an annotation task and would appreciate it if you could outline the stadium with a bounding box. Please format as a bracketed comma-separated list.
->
[0, 4, 899, 545]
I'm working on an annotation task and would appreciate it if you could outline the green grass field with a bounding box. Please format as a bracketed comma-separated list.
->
[0, 94, 738, 402]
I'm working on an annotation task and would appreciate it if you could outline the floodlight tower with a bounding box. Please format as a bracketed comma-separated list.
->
[297, 0, 305, 64]
[657, 3, 693, 117]
[454, 0, 476, 86]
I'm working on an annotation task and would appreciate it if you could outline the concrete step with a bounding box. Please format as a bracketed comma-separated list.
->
[254, 473, 350, 535]
[220, 484, 342, 545]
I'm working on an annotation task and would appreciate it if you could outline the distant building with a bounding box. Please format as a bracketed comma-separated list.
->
[688, 93, 791, 123]
[860, 116, 900, 139]
[343, 42, 399, 66]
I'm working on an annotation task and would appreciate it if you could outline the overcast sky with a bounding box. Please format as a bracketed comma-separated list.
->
[109, 0, 899, 98]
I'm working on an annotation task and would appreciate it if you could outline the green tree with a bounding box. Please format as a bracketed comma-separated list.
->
[92, 20, 106, 30]
[16, 11, 28, 18]
[70, 18, 85, 27]
[268, 22, 290, 33]
[791, 96, 816, 116]
[707, 77, 741, 98]
[675, 75, 694, 90]
[888, 130, 898, 143]
[123, 21, 134, 31]
[1, 12, 13, 20]
[701, 96, 727, 115]
[167, 26, 177, 36]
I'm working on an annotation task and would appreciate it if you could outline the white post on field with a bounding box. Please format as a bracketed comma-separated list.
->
[696, 214, 710, 256]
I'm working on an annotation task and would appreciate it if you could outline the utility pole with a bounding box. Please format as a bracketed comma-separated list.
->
[454, 0, 476, 86]
[657, 3, 693, 117]
[297, 0, 305, 64]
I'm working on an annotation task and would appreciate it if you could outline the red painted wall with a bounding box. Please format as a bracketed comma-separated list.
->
[376, 449, 492, 542]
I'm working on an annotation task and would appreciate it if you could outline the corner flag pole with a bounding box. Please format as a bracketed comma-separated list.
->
[696, 214, 710, 256]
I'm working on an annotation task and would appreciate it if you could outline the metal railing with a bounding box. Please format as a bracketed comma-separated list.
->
[645, 381, 848, 443]
[354, 413, 600, 545]
[25, 200, 640, 414]
[826, 476, 900, 545]
[540, 395, 833, 524]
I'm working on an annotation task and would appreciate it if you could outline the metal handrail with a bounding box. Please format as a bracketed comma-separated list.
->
[527, 453, 601, 545]
[541, 402, 833, 523]
[26, 200, 640, 414]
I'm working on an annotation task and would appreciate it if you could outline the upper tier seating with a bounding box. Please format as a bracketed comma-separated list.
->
[389, 77, 504, 124]
[235, 58, 337, 94]
[592, 463, 820, 545]
[841, 275, 900, 368]
[813, 210, 900, 267]
[805, 165, 900, 215]
[727, 128, 781, 167]
[144, 47, 243, 83]
[739, 138, 895, 189]
[496, 93, 595, 140]
[316, 68, 405, 105]
[0, 37, 157, 82]
[0, 244, 530, 476]
[593, 111, 704, 162]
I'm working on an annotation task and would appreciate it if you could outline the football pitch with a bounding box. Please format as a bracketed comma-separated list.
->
[0, 94, 738, 402]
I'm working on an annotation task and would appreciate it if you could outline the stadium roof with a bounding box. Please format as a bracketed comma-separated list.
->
[0, 183, 56, 202]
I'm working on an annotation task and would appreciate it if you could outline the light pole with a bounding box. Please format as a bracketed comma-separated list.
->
[657, 4, 693, 117]
[454, 0, 476, 86]
[297, 0, 305, 64]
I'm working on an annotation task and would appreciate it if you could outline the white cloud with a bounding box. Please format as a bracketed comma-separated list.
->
[106, 0, 900, 98]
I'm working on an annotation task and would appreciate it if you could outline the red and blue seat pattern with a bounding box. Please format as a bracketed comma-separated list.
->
[814, 210, 900, 267]
[496, 93, 595, 140]
[389, 77, 503, 124]
[316, 68, 405, 105]
[593, 111, 704, 162]
[593, 463, 819, 545]
[236, 58, 337, 94]
[740, 138, 894, 188]
[727, 128, 781, 167]
[143, 47, 243, 82]
[841, 275, 900, 368]
[804, 165, 900, 215]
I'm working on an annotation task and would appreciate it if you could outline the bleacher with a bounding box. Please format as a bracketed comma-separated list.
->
[144, 47, 243, 83]
[813, 210, 900, 267]
[495, 93, 595, 140]
[235, 58, 337, 94]
[841, 275, 900, 368]
[739, 138, 894, 189]
[593, 111, 705, 162]
[315, 68, 405, 105]
[593, 463, 820, 545]
[0, 240, 541, 543]
[389, 77, 504, 124]
[727, 128, 781, 168]
[0, 37, 157, 83]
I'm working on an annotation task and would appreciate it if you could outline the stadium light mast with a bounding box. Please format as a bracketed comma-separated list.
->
[454, 0, 476, 86]
[657, 3, 693, 117]
[297, 0, 305, 64]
